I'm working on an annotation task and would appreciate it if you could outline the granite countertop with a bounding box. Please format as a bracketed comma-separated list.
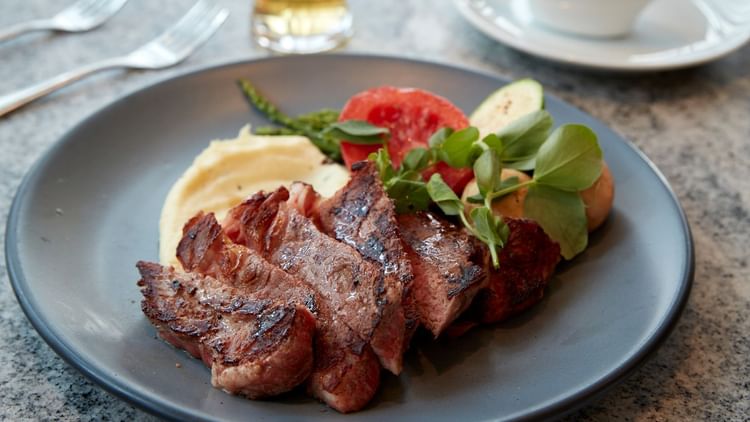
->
[1, 0, 748, 420]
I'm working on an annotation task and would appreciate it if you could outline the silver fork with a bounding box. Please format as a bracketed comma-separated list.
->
[0, 1, 228, 117]
[0, 0, 129, 42]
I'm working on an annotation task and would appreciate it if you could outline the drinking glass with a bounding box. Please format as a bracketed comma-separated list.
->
[251, 0, 353, 54]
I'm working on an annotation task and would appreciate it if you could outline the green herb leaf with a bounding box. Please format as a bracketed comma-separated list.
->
[401, 147, 431, 171]
[426, 174, 463, 216]
[469, 206, 509, 268]
[504, 156, 536, 171]
[497, 110, 553, 168]
[523, 183, 588, 259]
[466, 193, 484, 204]
[473, 149, 503, 196]
[533, 124, 603, 191]
[470, 207, 509, 246]
[479, 133, 503, 152]
[437, 127, 481, 168]
[369, 149, 395, 181]
[386, 178, 430, 213]
[491, 176, 522, 201]
[322, 120, 389, 145]
[428, 127, 454, 148]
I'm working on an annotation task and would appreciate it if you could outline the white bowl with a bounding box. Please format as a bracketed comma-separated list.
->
[528, 0, 654, 38]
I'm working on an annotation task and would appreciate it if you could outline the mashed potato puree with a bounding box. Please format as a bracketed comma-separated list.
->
[159, 126, 350, 267]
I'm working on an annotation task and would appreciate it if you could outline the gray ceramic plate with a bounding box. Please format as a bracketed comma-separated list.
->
[6, 55, 693, 421]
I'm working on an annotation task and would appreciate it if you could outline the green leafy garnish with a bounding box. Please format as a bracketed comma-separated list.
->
[533, 124, 602, 191]
[370, 149, 431, 214]
[321, 120, 389, 145]
[436, 127, 481, 168]
[470, 206, 509, 265]
[523, 184, 587, 258]
[238, 79, 386, 162]
[473, 149, 503, 196]
[425, 174, 463, 216]
[369, 117, 603, 264]
[425, 174, 508, 266]
[401, 147, 432, 171]
[497, 110, 553, 170]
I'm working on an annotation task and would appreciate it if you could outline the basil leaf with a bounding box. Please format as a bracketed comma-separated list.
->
[401, 147, 431, 171]
[323, 120, 389, 145]
[473, 149, 502, 196]
[497, 110, 553, 167]
[524, 184, 587, 259]
[533, 124, 603, 191]
[437, 127, 481, 168]
[426, 174, 463, 216]
[428, 127, 454, 148]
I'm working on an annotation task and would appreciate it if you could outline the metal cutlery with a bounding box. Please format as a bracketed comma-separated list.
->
[0, 0, 129, 42]
[0, 1, 229, 117]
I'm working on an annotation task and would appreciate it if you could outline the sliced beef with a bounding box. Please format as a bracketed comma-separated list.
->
[224, 196, 391, 413]
[177, 211, 316, 313]
[397, 211, 488, 337]
[313, 161, 411, 372]
[316, 161, 412, 289]
[137, 261, 316, 399]
[471, 218, 561, 324]
[178, 211, 380, 413]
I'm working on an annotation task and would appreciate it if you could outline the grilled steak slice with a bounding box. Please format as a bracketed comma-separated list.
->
[471, 218, 560, 324]
[179, 211, 380, 413]
[177, 212, 317, 313]
[311, 161, 411, 373]
[226, 195, 384, 413]
[225, 187, 405, 367]
[316, 161, 412, 289]
[397, 211, 488, 337]
[137, 261, 316, 399]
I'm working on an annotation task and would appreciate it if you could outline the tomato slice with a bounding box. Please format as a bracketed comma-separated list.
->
[339, 86, 474, 193]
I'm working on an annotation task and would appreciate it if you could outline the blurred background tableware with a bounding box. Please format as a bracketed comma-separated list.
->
[0, 0, 228, 117]
[251, 0, 353, 53]
[0, 0, 128, 42]
[454, 0, 750, 71]
[528, 0, 653, 38]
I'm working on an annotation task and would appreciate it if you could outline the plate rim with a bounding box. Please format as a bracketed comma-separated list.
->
[453, 0, 750, 72]
[4, 53, 695, 421]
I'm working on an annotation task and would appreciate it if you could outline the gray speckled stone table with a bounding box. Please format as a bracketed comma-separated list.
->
[1, 0, 748, 420]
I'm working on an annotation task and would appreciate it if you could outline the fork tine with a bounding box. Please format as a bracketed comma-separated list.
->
[146, 1, 214, 48]
[83, 0, 117, 17]
[81, 0, 107, 14]
[169, 6, 228, 57]
[166, 4, 225, 53]
[68, 0, 105, 17]
[161, 4, 216, 49]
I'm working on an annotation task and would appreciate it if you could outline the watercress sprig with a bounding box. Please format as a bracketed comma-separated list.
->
[371, 109, 603, 263]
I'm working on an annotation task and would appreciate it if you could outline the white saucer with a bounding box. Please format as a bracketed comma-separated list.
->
[454, 0, 750, 71]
